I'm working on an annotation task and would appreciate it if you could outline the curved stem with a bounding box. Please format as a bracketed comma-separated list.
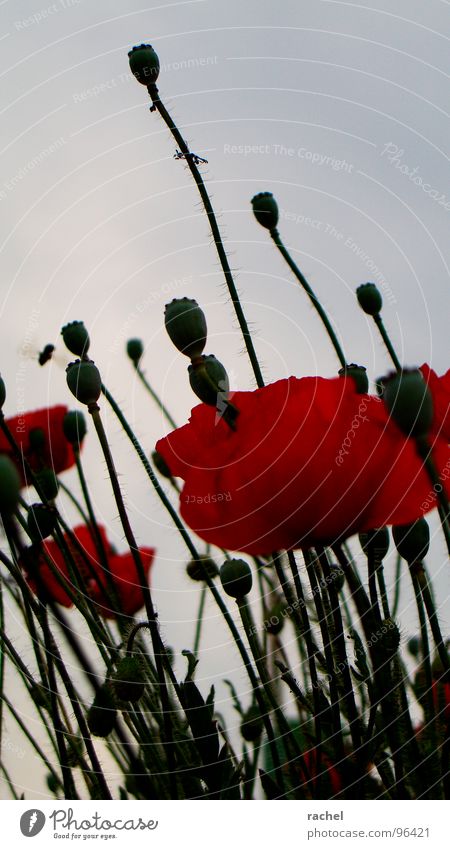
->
[373, 314, 402, 371]
[269, 228, 346, 368]
[147, 83, 264, 388]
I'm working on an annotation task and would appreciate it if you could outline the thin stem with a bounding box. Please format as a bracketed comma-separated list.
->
[269, 228, 346, 368]
[373, 313, 401, 371]
[413, 563, 450, 676]
[134, 363, 178, 429]
[193, 585, 207, 659]
[147, 82, 264, 388]
[416, 437, 450, 556]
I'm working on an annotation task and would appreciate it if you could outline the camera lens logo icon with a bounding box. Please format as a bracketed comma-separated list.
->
[20, 810, 46, 837]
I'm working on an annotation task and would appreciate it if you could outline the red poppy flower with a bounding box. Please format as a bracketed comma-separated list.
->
[0, 405, 76, 485]
[155, 373, 450, 555]
[25, 524, 155, 619]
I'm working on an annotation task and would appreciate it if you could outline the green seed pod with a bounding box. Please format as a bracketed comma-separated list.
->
[61, 321, 90, 357]
[164, 298, 207, 359]
[111, 657, 146, 703]
[186, 555, 219, 581]
[188, 355, 230, 405]
[28, 427, 46, 454]
[251, 192, 279, 230]
[392, 518, 430, 565]
[87, 684, 117, 737]
[356, 282, 383, 315]
[151, 450, 173, 479]
[338, 363, 369, 394]
[27, 503, 57, 541]
[35, 468, 59, 501]
[128, 43, 160, 85]
[0, 373, 6, 409]
[126, 338, 144, 365]
[63, 410, 87, 449]
[383, 369, 433, 439]
[0, 456, 21, 514]
[66, 360, 102, 406]
[407, 636, 421, 658]
[359, 527, 390, 563]
[379, 618, 401, 657]
[240, 704, 263, 742]
[220, 558, 252, 599]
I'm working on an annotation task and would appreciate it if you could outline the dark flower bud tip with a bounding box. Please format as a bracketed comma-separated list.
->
[188, 354, 230, 406]
[111, 657, 146, 703]
[186, 555, 218, 582]
[66, 360, 102, 406]
[61, 321, 90, 357]
[251, 192, 279, 229]
[356, 282, 382, 316]
[359, 527, 390, 563]
[63, 410, 87, 449]
[128, 43, 160, 85]
[383, 369, 433, 438]
[27, 503, 57, 541]
[0, 456, 20, 514]
[164, 298, 207, 359]
[407, 636, 421, 658]
[240, 705, 263, 742]
[29, 427, 46, 453]
[393, 518, 430, 565]
[126, 338, 144, 365]
[220, 558, 252, 598]
[87, 684, 117, 737]
[35, 468, 59, 501]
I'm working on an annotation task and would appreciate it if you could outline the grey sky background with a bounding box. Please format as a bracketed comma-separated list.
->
[0, 0, 449, 798]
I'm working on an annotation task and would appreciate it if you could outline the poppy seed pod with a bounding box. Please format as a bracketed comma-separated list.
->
[61, 321, 90, 358]
[383, 369, 433, 439]
[220, 558, 252, 598]
[0, 373, 5, 409]
[359, 527, 390, 563]
[66, 360, 102, 406]
[128, 43, 160, 85]
[63, 410, 87, 449]
[111, 657, 146, 703]
[251, 192, 279, 230]
[27, 503, 57, 541]
[87, 684, 117, 737]
[356, 283, 383, 316]
[126, 338, 144, 366]
[186, 555, 218, 582]
[164, 298, 207, 359]
[393, 518, 430, 565]
[0, 456, 20, 514]
[188, 355, 230, 406]
[35, 468, 59, 501]
[240, 705, 263, 741]
[407, 636, 421, 658]
[338, 363, 369, 394]
[29, 427, 46, 454]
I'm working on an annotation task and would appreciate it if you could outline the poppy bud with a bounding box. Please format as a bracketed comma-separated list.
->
[151, 449, 172, 479]
[29, 427, 46, 453]
[35, 468, 59, 500]
[220, 558, 252, 598]
[0, 373, 5, 409]
[61, 321, 90, 358]
[359, 527, 390, 563]
[265, 597, 286, 635]
[128, 43, 160, 85]
[186, 555, 218, 582]
[66, 360, 102, 406]
[29, 682, 50, 710]
[46, 773, 60, 794]
[0, 456, 20, 514]
[188, 355, 230, 405]
[164, 298, 207, 359]
[251, 192, 279, 229]
[356, 282, 382, 315]
[27, 503, 57, 541]
[126, 338, 144, 366]
[392, 518, 430, 564]
[328, 566, 345, 593]
[111, 657, 146, 703]
[407, 636, 421, 658]
[338, 363, 369, 394]
[63, 410, 87, 449]
[87, 684, 117, 737]
[383, 369, 433, 438]
[240, 704, 263, 741]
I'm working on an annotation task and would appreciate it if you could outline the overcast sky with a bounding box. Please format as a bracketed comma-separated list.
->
[0, 0, 449, 798]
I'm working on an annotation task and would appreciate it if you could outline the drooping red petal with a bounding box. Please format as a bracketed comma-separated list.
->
[0, 405, 76, 486]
